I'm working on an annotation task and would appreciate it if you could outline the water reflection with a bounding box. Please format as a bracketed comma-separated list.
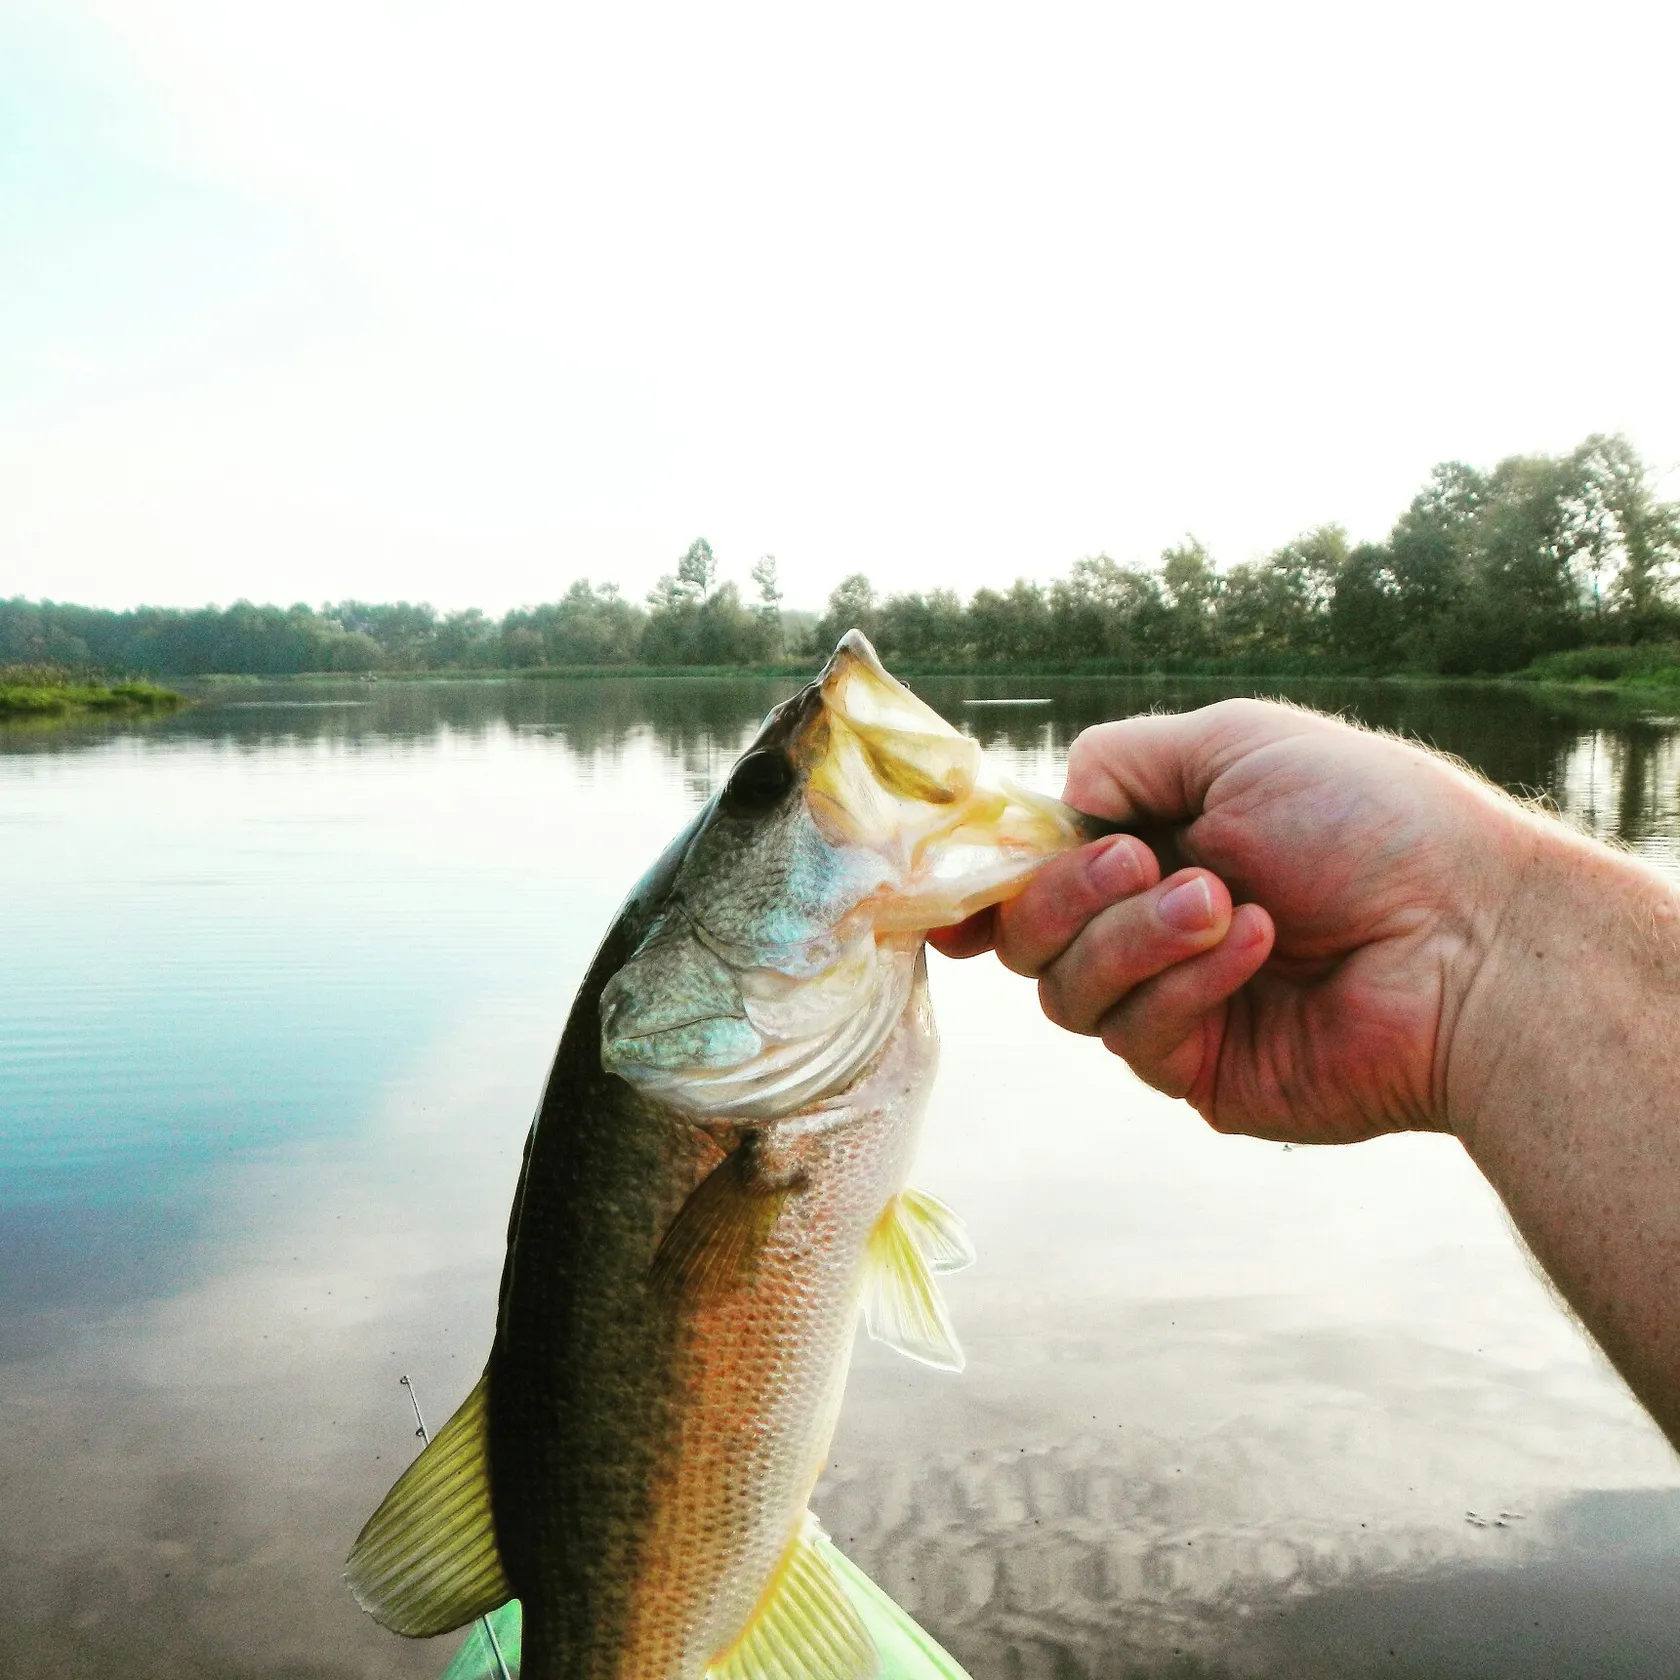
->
[15, 672, 1678, 853]
[2, 675, 1678, 1677]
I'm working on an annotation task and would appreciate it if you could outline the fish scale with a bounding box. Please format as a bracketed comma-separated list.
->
[619, 1005, 932, 1680]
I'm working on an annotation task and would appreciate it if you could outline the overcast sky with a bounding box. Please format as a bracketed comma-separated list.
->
[3, 1, 1677, 614]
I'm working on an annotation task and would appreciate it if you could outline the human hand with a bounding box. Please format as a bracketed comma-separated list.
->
[933, 700, 1543, 1144]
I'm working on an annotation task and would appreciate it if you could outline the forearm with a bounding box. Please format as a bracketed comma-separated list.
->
[1451, 818, 1680, 1443]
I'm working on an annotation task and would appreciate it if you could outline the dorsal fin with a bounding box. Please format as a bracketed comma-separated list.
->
[650, 1143, 793, 1302]
[708, 1513, 877, 1680]
[861, 1194, 965, 1371]
[344, 1372, 511, 1636]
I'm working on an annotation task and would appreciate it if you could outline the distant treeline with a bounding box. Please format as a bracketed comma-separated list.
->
[827, 434, 1679, 676]
[0, 544, 793, 677]
[4, 434, 1676, 678]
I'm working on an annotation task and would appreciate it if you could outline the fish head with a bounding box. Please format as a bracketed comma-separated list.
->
[599, 630, 1105, 1118]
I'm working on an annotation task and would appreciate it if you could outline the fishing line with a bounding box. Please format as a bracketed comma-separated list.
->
[399, 1374, 514, 1680]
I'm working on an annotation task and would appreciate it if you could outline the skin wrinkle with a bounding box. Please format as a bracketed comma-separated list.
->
[1223, 726, 1519, 1138]
[1435, 814, 1552, 1154]
[1635, 873, 1680, 969]
[1198, 975, 1258, 1117]
[1100, 900, 1268, 1104]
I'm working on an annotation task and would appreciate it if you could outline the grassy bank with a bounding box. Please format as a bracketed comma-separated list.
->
[1516, 644, 1680, 689]
[0, 665, 189, 720]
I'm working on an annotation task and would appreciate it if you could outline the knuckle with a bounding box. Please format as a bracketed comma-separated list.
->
[997, 881, 1082, 974]
[1208, 696, 1275, 730]
[1097, 1008, 1136, 1062]
[1036, 971, 1093, 1036]
[1036, 971, 1071, 1029]
[1031, 850, 1097, 919]
[1065, 724, 1113, 776]
[1084, 900, 1152, 980]
[994, 899, 1049, 977]
[1100, 994, 1199, 1098]
[1147, 1065, 1196, 1100]
[1064, 726, 1128, 814]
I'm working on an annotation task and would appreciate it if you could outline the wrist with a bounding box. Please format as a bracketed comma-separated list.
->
[1445, 808, 1680, 1148]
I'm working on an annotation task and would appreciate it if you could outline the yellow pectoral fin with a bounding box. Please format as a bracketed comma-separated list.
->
[709, 1513, 878, 1680]
[862, 1195, 965, 1372]
[898, 1187, 975, 1274]
[344, 1372, 511, 1637]
[650, 1143, 794, 1302]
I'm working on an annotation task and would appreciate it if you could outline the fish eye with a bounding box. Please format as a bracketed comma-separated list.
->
[724, 749, 794, 813]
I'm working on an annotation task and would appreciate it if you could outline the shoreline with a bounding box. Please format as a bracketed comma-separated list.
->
[171, 663, 1680, 698]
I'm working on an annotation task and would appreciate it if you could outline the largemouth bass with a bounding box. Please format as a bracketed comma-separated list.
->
[347, 632, 1106, 1680]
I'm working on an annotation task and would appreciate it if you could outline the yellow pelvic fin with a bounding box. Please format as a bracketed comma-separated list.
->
[344, 1372, 511, 1638]
[709, 1512, 878, 1680]
[816, 1539, 975, 1680]
[862, 1194, 965, 1372]
[897, 1187, 975, 1274]
[650, 1143, 794, 1302]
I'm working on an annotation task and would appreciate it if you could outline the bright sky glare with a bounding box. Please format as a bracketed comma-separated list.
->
[3, 1, 1677, 614]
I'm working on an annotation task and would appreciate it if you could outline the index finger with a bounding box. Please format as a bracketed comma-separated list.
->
[993, 833, 1160, 977]
[928, 906, 997, 960]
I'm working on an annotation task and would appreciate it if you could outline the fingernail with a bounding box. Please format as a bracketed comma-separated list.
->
[1158, 876, 1215, 932]
[1087, 836, 1142, 896]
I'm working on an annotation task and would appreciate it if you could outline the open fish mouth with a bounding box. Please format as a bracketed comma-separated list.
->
[799, 629, 1101, 932]
[598, 630, 1104, 1118]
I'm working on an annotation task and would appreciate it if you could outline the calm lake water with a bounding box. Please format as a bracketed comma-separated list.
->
[3, 674, 1680, 1679]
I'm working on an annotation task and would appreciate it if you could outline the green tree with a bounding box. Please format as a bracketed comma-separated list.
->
[876, 588, 968, 662]
[779, 609, 820, 657]
[434, 608, 498, 668]
[1386, 462, 1484, 661]
[968, 580, 1051, 663]
[1327, 543, 1404, 665]
[1048, 556, 1167, 660]
[332, 601, 440, 668]
[750, 556, 784, 658]
[1571, 434, 1680, 624]
[1220, 527, 1346, 655]
[505, 580, 645, 665]
[646, 537, 720, 621]
[677, 538, 718, 602]
[641, 557, 772, 668]
[1160, 537, 1221, 656]
[816, 573, 879, 651]
[1438, 452, 1590, 672]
